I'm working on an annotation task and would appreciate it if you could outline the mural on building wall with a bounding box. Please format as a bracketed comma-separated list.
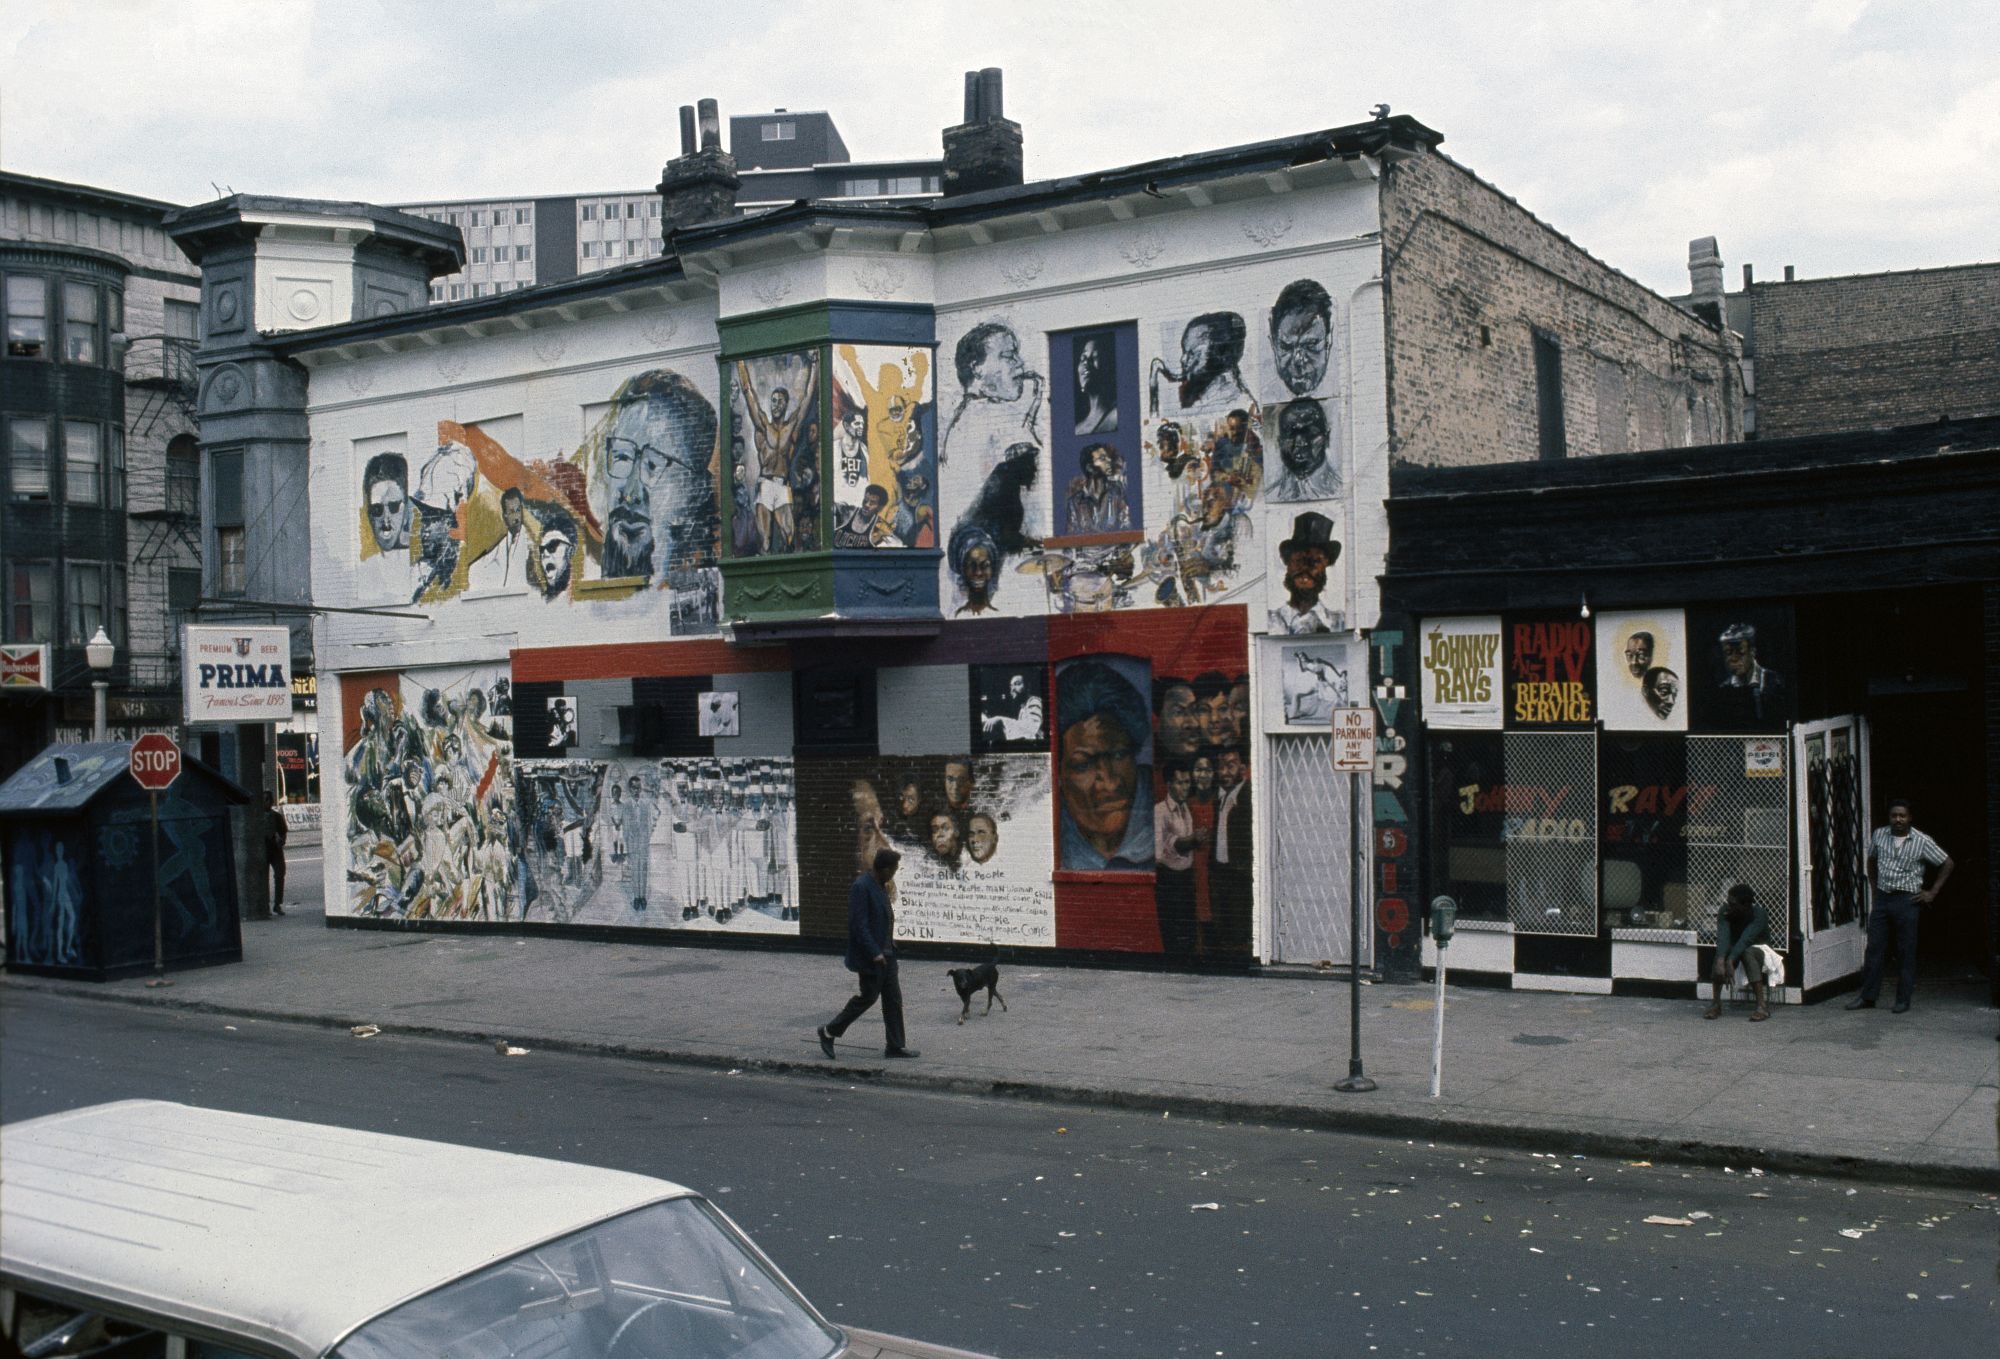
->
[1146, 663, 1253, 958]
[1269, 637, 1361, 728]
[1506, 615, 1596, 727]
[344, 666, 517, 921]
[350, 369, 723, 629]
[1596, 609, 1689, 732]
[1267, 510, 1344, 634]
[1265, 279, 1337, 399]
[1689, 605, 1795, 732]
[1266, 398, 1341, 502]
[798, 754, 1056, 948]
[1420, 616, 1504, 729]
[942, 319, 1050, 616]
[6, 826, 86, 968]
[1048, 327, 1143, 540]
[732, 350, 821, 556]
[831, 344, 937, 549]
[514, 756, 797, 931]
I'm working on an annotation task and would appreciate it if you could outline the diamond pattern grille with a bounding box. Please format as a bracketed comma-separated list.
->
[1268, 734, 1367, 965]
[1688, 736, 1792, 950]
[1504, 731, 1598, 937]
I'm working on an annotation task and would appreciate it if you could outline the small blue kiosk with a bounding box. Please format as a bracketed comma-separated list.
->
[0, 742, 247, 980]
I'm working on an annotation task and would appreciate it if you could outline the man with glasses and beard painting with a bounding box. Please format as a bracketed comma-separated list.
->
[358, 453, 418, 603]
[590, 371, 719, 587]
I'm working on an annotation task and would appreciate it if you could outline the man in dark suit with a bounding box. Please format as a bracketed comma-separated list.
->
[1210, 746, 1253, 958]
[818, 848, 919, 1059]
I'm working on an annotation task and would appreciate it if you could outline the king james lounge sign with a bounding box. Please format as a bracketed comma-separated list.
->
[183, 626, 292, 724]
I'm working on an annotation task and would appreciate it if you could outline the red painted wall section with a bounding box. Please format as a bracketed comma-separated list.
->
[339, 669, 404, 750]
[512, 638, 792, 683]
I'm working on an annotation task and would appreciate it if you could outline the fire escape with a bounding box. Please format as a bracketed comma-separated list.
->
[125, 335, 202, 694]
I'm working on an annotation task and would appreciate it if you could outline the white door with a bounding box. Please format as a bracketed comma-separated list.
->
[1795, 716, 1871, 990]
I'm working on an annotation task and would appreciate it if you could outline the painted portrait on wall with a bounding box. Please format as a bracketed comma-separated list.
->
[730, 349, 821, 557]
[546, 696, 579, 749]
[1149, 312, 1254, 421]
[1047, 325, 1143, 544]
[1689, 604, 1795, 733]
[1266, 510, 1344, 635]
[831, 344, 936, 550]
[1134, 405, 1263, 609]
[1596, 609, 1689, 732]
[1148, 664, 1252, 960]
[1054, 655, 1155, 873]
[1266, 279, 1336, 399]
[969, 663, 1048, 753]
[1265, 398, 1342, 502]
[355, 447, 419, 605]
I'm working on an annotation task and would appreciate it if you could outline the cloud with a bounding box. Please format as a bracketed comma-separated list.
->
[3, 0, 1992, 294]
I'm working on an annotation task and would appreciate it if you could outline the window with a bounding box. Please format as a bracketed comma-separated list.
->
[8, 561, 52, 642]
[164, 297, 200, 343]
[842, 178, 883, 197]
[581, 204, 597, 221]
[168, 567, 201, 614]
[516, 245, 531, 260]
[581, 242, 596, 258]
[647, 200, 660, 217]
[8, 417, 51, 499]
[67, 562, 106, 644]
[449, 284, 465, 300]
[167, 435, 200, 517]
[109, 425, 125, 507]
[762, 119, 796, 141]
[1534, 330, 1567, 461]
[792, 667, 878, 754]
[216, 528, 246, 595]
[64, 282, 100, 364]
[5, 274, 48, 357]
[472, 247, 488, 263]
[473, 210, 486, 227]
[888, 176, 926, 195]
[212, 447, 243, 526]
[515, 207, 530, 224]
[65, 421, 103, 503]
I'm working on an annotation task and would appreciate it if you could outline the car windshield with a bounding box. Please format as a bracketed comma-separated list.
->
[333, 1197, 843, 1359]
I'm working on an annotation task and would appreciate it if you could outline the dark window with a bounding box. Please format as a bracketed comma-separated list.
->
[167, 435, 200, 517]
[217, 527, 246, 595]
[64, 421, 103, 504]
[8, 561, 53, 641]
[168, 567, 201, 614]
[630, 675, 711, 757]
[67, 561, 106, 644]
[1534, 330, 1566, 461]
[4, 273, 48, 357]
[793, 666, 878, 754]
[212, 447, 244, 525]
[63, 280, 100, 364]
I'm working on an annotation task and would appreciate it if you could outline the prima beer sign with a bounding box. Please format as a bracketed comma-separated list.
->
[183, 626, 292, 723]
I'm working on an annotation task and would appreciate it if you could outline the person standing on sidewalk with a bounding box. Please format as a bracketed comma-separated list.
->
[1847, 798, 1954, 1014]
[818, 848, 919, 1060]
[265, 793, 290, 917]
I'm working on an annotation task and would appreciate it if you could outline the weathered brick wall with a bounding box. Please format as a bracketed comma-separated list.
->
[1379, 152, 1742, 468]
[1748, 264, 2000, 438]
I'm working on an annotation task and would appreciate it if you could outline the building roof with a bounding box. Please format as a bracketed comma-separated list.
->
[0, 169, 182, 221]
[0, 1101, 691, 1358]
[0, 742, 249, 817]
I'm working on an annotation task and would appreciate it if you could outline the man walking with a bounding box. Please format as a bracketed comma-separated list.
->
[1847, 798, 1954, 1013]
[818, 848, 919, 1059]
[265, 792, 289, 917]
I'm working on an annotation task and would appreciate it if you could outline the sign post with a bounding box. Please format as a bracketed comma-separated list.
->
[129, 733, 182, 987]
[1330, 706, 1377, 1094]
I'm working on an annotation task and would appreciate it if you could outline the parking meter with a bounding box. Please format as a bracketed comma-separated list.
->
[1430, 895, 1457, 944]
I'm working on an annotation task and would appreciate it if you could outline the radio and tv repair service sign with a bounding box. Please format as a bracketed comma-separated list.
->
[183, 626, 292, 723]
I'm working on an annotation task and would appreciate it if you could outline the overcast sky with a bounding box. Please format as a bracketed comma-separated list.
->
[3, 0, 1993, 296]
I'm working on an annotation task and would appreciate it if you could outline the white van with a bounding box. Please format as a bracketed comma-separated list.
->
[1, 1101, 996, 1359]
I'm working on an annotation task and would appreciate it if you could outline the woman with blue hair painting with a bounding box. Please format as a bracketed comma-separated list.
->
[1055, 658, 1154, 872]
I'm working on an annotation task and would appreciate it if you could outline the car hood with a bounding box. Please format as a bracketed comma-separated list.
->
[842, 1325, 1004, 1359]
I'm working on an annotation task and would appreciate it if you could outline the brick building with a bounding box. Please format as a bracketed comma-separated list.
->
[1, 172, 202, 781]
[163, 80, 1741, 978]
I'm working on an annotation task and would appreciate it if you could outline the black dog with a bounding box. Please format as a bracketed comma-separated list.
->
[948, 962, 1007, 1024]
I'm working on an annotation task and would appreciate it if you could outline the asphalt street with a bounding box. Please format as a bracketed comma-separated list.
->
[4, 990, 1995, 1358]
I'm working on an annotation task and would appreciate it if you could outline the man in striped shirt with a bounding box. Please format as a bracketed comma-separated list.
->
[1846, 799, 1954, 1013]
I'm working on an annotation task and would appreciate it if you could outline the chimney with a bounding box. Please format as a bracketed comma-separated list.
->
[659, 97, 740, 236]
[941, 66, 1023, 196]
[1686, 237, 1725, 327]
[1743, 263, 1754, 289]
[1783, 264, 1795, 282]
[54, 756, 72, 785]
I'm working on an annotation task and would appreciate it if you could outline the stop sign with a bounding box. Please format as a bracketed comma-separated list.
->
[129, 732, 182, 792]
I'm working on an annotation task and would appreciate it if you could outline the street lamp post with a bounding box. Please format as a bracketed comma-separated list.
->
[85, 626, 115, 741]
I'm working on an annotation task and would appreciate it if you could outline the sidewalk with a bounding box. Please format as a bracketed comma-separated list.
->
[7, 847, 1996, 1189]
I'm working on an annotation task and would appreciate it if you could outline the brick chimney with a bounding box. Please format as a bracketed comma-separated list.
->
[941, 67, 1023, 197]
[659, 97, 740, 236]
[1687, 236, 1725, 327]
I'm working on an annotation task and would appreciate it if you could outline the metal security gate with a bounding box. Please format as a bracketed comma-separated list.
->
[1267, 733, 1366, 965]
[1796, 716, 1870, 989]
[1687, 736, 1793, 951]
[1504, 731, 1598, 936]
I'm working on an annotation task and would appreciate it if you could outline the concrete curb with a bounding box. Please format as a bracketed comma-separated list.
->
[14, 976, 1998, 1193]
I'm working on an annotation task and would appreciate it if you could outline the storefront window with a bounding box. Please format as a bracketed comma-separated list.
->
[1426, 731, 1507, 922]
[1599, 735, 1692, 933]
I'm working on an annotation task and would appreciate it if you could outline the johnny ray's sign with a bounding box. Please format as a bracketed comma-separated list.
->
[183, 626, 292, 723]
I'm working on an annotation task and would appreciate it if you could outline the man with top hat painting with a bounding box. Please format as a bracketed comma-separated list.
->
[1267, 511, 1343, 635]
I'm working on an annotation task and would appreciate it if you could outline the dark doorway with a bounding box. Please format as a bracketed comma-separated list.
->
[1867, 690, 1986, 983]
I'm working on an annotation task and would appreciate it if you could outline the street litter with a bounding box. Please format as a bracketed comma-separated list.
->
[1688, 1211, 1712, 1220]
[1190, 1202, 1221, 1211]
[350, 1024, 381, 1038]
[1644, 1216, 1695, 1226]
[498, 1044, 530, 1056]
[1626, 1160, 1652, 1167]
[1839, 1226, 1876, 1239]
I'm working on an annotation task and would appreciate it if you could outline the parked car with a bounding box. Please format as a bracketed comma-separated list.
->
[1, 1100, 996, 1359]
